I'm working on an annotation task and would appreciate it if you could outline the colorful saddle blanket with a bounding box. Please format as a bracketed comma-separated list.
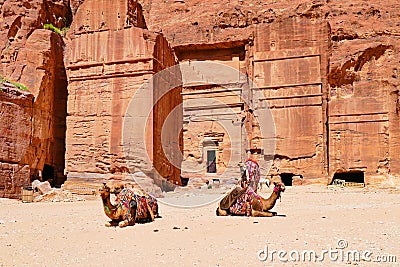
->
[241, 158, 261, 191]
[116, 189, 158, 220]
[229, 186, 262, 216]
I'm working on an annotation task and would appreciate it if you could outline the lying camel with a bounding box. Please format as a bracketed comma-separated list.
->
[99, 183, 158, 227]
[216, 182, 285, 217]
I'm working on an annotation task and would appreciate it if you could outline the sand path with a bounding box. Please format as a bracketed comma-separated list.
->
[0, 186, 399, 266]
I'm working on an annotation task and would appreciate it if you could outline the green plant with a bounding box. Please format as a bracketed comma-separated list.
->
[44, 23, 63, 36]
[0, 76, 29, 92]
[9, 80, 29, 91]
[44, 23, 70, 37]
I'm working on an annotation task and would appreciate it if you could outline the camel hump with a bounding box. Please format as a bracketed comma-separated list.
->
[219, 187, 246, 210]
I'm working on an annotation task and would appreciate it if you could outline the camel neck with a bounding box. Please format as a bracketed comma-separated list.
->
[269, 190, 280, 202]
[102, 195, 115, 215]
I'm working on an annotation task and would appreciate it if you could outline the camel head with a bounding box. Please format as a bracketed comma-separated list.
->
[99, 183, 111, 199]
[273, 181, 286, 193]
[111, 183, 125, 195]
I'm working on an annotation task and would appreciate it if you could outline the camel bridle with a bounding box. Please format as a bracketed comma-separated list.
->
[273, 183, 285, 201]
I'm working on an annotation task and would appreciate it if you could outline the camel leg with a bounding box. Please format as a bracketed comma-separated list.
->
[216, 206, 229, 216]
[105, 220, 119, 227]
[128, 210, 136, 226]
[251, 209, 276, 217]
[118, 220, 129, 227]
[117, 207, 136, 228]
[154, 205, 159, 218]
[146, 203, 155, 222]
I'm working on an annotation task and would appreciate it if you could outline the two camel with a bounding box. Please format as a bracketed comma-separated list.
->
[100, 157, 284, 226]
[99, 178, 285, 227]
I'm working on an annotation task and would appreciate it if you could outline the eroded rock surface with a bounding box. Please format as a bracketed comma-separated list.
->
[63, 0, 183, 192]
[1, 0, 399, 200]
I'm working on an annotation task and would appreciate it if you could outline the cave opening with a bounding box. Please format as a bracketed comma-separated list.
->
[180, 177, 189, 187]
[332, 171, 365, 184]
[42, 164, 55, 184]
[280, 173, 294, 186]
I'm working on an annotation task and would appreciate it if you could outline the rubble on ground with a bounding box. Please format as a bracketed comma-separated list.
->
[31, 180, 85, 202]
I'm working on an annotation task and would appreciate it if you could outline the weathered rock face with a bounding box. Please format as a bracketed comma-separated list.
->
[324, 3, 400, 187]
[0, 0, 70, 198]
[64, 0, 182, 191]
[69, 0, 85, 15]
[175, 19, 330, 184]
[10, 30, 67, 186]
[0, 84, 33, 198]
[14, 29, 68, 186]
[178, 45, 247, 180]
[140, 0, 400, 186]
[140, 0, 400, 47]
[328, 44, 399, 186]
[1, 0, 400, 196]
[250, 19, 330, 184]
[0, 0, 71, 75]
[68, 0, 146, 32]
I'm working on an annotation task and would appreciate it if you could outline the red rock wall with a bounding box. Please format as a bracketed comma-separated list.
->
[0, 85, 33, 198]
[140, 0, 400, 187]
[70, 0, 85, 15]
[252, 19, 330, 183]
[0, 0, 71, 76]
[68, 0, 146, 33]
[389, 90, 400, 182]
[0, 0, 399, 191]
[0, 0, 70, 197]
[141, 0, 400, 48]
[152, 34, 183, 186]
[178, 46, 247, 180]
[10, 29, 68, 186]
[328, 43, 399, 186]
[64, 0, 182, 189]
[65, 27, 158, 179]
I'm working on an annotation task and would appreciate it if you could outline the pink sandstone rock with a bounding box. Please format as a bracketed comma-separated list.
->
[0, 84, 33, 198]
[63, 0, 182, 192]
[12, 29, 68, 186]
[1, 0, 400, 199]
[0, 0, 70, 76]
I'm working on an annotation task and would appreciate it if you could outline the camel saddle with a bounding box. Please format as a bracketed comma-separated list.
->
[219, 187, 246, 210]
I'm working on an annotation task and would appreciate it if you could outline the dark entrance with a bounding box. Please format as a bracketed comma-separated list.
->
[280, 173, 294, 186]
[332, 171, 365, 183]
[42, 164, 55, 185]
[207, 150, 217, 173]
[180, 177, 189, 187]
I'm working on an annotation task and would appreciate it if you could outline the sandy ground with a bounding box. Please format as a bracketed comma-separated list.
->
[0, 186, 399, 267]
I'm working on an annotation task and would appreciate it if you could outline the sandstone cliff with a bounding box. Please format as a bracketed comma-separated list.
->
[139, 0, 400, 186]
[63, 0, 183, 193]
[0, 0, 70, 197]
[0, 0, 399, 199]
[0, 83, 32, 198]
